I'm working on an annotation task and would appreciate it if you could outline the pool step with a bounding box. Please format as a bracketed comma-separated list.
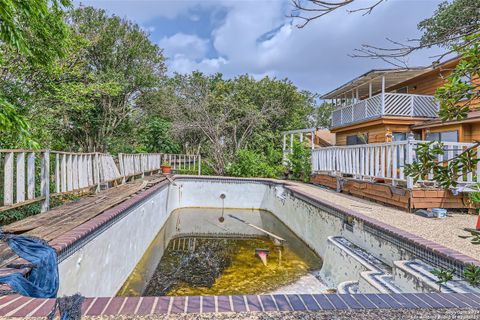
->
[320, 236, 401, 294]
[169, 237, 197, 252]
[393, 259, 480, 294]
[337, 280, 360, 294]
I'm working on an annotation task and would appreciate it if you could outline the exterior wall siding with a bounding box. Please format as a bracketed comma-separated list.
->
[335, 124, 411, 146]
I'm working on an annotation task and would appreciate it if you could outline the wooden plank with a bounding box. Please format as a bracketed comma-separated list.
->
[87, 155, 93, 186]
[55, 153, 60, 193]
[23, 181, 149, 241]
[40, 151, 50, 212]
[67, 154, 73, 192]
[3, 152, 14, 206]
[72, 155, 79, 190]
[27, 152, 35, 200]
[16, 152, 25, 203]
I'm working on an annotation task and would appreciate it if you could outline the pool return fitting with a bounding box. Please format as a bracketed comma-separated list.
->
[218, 193, 226, 223]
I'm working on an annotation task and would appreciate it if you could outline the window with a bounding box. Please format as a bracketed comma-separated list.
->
[392, 132, 406, 141]
[346, 133, 368, 145]
[425, 130, 459, 142]
[396, 86, 408, 94]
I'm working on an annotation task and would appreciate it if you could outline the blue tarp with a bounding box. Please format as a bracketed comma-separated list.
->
[0, 231, 58, 298]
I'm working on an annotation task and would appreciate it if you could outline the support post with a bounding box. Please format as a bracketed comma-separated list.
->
[311, 131, 315, 150]
[406, 137, 414, 189]
[94, 153, 100, 192]
[40, 150, 50, 213]
[198, 155, 201, 175]
[381, 75, 386, 115]
[118, 153, 126, 184]
[369, 81, 372, 98]
[290, 134, 294, 151]
[3, 152, 13, 206]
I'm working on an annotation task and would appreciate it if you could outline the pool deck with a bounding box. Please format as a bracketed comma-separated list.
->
[287, 181, 480, 261]
[0, 175, 479, 318]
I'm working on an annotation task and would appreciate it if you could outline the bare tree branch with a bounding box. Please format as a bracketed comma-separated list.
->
[291, 0, 480, 67]
[290, 0, 384, 28]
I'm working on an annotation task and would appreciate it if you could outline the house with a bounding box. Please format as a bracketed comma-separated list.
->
[309, 57, 480, 211]
[323, 57, 479, 146]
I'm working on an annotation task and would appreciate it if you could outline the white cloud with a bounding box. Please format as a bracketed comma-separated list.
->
[77, 0, 445, 93]
[169, 55, 227, 74]
[159, 33, 209, 60]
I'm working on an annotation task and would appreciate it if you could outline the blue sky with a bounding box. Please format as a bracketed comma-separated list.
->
[76, 0, 444, 94]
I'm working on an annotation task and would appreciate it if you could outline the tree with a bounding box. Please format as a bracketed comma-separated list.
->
[312, 102, 335, 128]
[160, 72, 314, 175]
[404, 32, 480, 188]
[291, 0, 386, 28]
[0, 0, 71, 147]
[34, 6, 166, 152]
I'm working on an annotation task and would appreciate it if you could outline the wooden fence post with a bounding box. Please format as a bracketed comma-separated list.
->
[476, 145, 480, 184]
[27, 152, 35, 200]
[118, 153, 126, 184]
[4, 152, 13, 206]
[94, 153, 100, 192]
[406, 139, 414, 189]
[40, 150, 50, 212]
[198, 155, 201, 175]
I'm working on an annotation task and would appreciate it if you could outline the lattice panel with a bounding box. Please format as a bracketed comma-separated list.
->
[413, 96, 438, 117]
[332, 109, 342, 127]
[366, 95, 381, 118]
[384, 94, 412, 116]
[353, 101, 367, 122]
[341, 105, 353, 124]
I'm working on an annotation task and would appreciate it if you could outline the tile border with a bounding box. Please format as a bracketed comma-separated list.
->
[0, 293, 479, 317]
[1, 176, 480, 317]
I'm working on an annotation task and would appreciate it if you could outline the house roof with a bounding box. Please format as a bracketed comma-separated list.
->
[321, 67, 430, 100]
[321, 56, 462, 100]
[411, 111, 480, 130]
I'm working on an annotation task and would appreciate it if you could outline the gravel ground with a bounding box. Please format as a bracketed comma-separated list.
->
[78, 308, 480, 319]
[287, 182, 480, 260]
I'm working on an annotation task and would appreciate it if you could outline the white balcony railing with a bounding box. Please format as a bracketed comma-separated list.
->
[331, 93, 438, 128]
[311, 140, 479, 189]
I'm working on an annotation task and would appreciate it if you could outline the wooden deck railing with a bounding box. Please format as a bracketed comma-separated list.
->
[1, 150, 200, 213]
[311, 140, 480, 189]
[331, 93, 438, 128]
[118, 153, 201, 178]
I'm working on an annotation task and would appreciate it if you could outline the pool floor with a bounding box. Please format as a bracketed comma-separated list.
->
[118, 208, 326, 296]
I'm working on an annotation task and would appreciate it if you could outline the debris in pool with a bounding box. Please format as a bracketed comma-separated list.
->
[228, 214, 286, 243]
[255, 248, 270, 266]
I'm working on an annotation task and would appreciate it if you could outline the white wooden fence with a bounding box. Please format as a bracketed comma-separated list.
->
[118, 153, 201, 178]
[1, 150, 201, 213]
[311, 140, 480, 189]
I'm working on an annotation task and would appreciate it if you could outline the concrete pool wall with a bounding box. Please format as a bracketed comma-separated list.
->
[57, 177, 478, 297]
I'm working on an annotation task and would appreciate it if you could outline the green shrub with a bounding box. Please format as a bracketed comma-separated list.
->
[226, 149, 284, 178]
[286, 141, 311, 182]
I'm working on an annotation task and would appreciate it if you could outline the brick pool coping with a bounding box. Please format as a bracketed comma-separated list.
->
[0, 175, 479, 317]
[0, 293, 480, 317]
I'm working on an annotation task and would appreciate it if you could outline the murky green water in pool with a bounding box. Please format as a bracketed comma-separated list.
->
[117, 209, 322, 296]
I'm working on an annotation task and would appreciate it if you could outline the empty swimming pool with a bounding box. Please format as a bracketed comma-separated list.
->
[56, 177, 480, 298]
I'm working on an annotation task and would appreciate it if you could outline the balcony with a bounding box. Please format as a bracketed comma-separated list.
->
[331, 93, 439, 129]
